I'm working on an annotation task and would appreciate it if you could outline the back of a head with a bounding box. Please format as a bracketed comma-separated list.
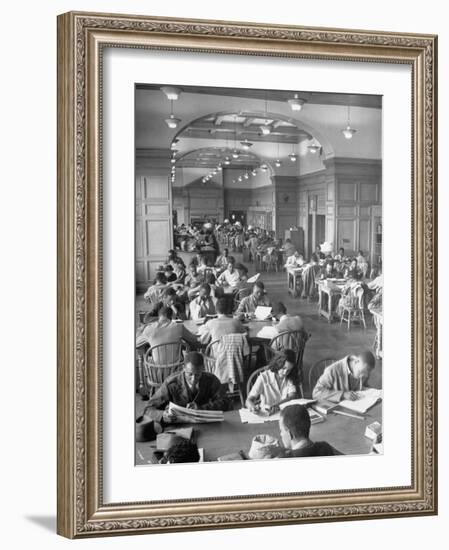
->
[184, 351, 204, 369]
[281, 404, 311, 440]
[272, 301, 287, 317]
[358, 350, 376, 369]
[254, 281, 265, 292]
[163, 287, 176, 298]
[155, 272, 167, 284]
[166, 440, 200, 463]
[215, 297, 229, 315]
[311, 253, 319, 263]
[159, 306, 173, 320]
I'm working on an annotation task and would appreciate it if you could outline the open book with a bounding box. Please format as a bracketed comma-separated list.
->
[168, 402, 224, 423]
[338, 388, 383, 414]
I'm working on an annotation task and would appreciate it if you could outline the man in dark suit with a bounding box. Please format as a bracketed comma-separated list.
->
[279, 404, 341, 457]
[143, 351, 229, 424]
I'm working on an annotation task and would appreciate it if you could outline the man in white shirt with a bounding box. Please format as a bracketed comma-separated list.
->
[216, 257, 241, 288]
[189, 283, 216, 320]
[272, 302, 304, 332]
[312, 351, 376, 403]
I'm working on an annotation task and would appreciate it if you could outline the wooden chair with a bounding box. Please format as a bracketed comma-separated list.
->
[307, 357, 336, 399]
[246, 366, 268, 398]
[233, 286, 252, 312]
[339, 293, 367, 331]
[142, 341, 186, 397]
[264, 330, 310, 397]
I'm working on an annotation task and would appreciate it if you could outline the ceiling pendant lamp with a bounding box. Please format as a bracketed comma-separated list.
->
[240, 139, 253, 150]
[165, 100, 181, 129]
[307, 139, 321, 154]
[275, 143, 282, 167]
[288, 93, 305, 111]
[341, 105, 357, 139]
[161, 86, 182, 100]
[260, 163, 268, 172]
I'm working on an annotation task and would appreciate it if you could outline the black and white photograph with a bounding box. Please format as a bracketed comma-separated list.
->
[135, 83, 383, 465]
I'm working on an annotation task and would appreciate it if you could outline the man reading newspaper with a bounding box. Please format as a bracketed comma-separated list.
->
[143, 351, 229, 424]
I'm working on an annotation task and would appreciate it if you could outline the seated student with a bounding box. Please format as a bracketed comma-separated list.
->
[301, 254, 320, 299]
[189, 283, 216, 320]
[196, 255, 209, 275]
[137, 306, 198, 353]
[162, 440, 200, 464]
[198, 297, 245, 345]
[215, 247, 230, 272]
[146, 287, 186, 321]
[283, 238, 296, 258]
[184, 264, 205, 300]
[216, 257, 241, 289]
[279, 404, 341, 457]
[272, 302, 304, 333]
[312, 350, 376, 403]
[143, 352, 229, 423]
[167, 249, 185, 269]
[143, 272, 167, 304]
[234, 262, 249, 286]
[246, 350, 299, 415]
[163, 264, 178, 283]
[320, 259, 338, 279]
[344, 258, 362, 280]
[236, 281, 271, 317]
[315, 244, 325, 260]
[172, 258, 186, 284]
[285, 251, 301, 269]
[334, 247, 346, 262]
[356, 250, 369, 278]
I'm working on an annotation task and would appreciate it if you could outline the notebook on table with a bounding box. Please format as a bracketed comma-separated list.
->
[338, 389, 383, 414]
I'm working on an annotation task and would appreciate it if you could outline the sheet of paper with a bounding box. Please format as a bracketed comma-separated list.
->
[238, 408, 280, 424]
[254, 306, 272, 320]
[339, 388, 383, 414]
[247, 273, 260, 283]
[256, 325, 278, 339]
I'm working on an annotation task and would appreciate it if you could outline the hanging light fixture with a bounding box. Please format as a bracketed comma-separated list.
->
[244, 172, 249, 180]
[307, 139, 321, 154]
[231, 115, 240, 159]
[251, 169, 257, 176]
[341, 105, 357, 139]
[224, 157, 231, 165]
[217, 164, 223, 171]
[165, 100, 181, 129]
[289, 142, 298, 162]
[240, 139, 253, 150]
[260, 163, 268, 172]
[161, 86, 182, 100]
[287, 93, 305, 111]
[275, 142, 282, 167]
[238, 175, 243, 182]
[170, 138, 179, 150]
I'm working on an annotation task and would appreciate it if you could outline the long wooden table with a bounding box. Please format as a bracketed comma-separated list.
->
[184, 318, 274, 343]
[136, 402, 382, 464]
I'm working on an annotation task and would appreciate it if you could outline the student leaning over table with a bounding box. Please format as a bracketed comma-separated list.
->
[246, 350, 299, 415]
[198, 298, 246, 344]
[312, 350, 376, 403]
[189, 283, 216, 320]
[235, 281, 271, 317]
[279, 404, 341, 457]
[143, 352, 229, 424]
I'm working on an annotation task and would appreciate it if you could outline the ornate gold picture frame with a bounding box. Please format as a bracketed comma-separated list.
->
[57, 11, 437, 538]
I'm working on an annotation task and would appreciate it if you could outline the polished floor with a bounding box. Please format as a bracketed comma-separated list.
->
[136, 253, 382, 397]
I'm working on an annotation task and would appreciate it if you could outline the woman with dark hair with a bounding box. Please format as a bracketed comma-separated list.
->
[246, 349, 299, 415]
